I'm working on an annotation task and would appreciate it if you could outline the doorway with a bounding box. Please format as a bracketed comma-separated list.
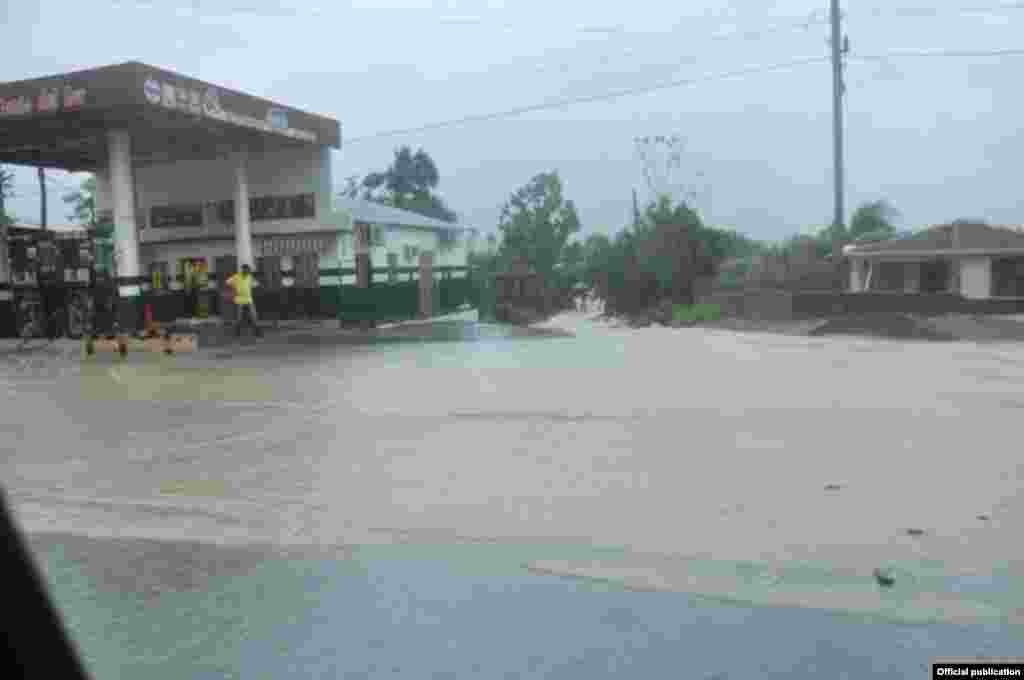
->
[919, 259, 951, 294]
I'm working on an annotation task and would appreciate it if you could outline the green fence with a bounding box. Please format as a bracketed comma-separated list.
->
[317, 265, 475, 323]
[437, 271, 474, 316]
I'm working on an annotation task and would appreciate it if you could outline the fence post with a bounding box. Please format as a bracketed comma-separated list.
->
[418, 252, 434, 319]
[354, 223, 373, 331]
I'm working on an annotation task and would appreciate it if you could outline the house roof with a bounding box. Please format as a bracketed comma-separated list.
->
[845, 222, 1024, 256]
[335, 198, 467, 232]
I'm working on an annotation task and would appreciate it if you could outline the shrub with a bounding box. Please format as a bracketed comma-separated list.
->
[672, 303, 722, 324]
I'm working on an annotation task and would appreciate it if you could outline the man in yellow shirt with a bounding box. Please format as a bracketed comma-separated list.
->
[225, 264, 262, 338]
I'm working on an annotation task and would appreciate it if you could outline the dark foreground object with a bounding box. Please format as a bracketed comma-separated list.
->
[0, 491, 89, 679]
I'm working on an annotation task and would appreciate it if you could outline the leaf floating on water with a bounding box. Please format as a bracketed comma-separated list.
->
[873, 567, 896, 588]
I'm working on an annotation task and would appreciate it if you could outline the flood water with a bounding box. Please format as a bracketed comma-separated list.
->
[29, 535, 1023, 680]
[4, 315, 1024, 677]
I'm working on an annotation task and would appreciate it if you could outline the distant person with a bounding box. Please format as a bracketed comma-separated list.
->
[183, 261, 200, 318]
[226, 264, 262, 339]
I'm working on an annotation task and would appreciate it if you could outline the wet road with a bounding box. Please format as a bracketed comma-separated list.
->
[3, 316, 1024, 677]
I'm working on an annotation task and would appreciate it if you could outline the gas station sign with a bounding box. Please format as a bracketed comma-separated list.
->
[142, 74, 317, 143]
[0, 83, 87, 117]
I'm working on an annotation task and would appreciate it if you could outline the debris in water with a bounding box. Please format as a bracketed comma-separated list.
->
[824, 483, 842, 491]
[905, 528, 926, 537]
[977, 514, 991, 521]
[873, 567, 896, 588]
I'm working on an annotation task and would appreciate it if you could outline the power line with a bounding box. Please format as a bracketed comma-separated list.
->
[340, 45, 1024, 147]
[859, 2, 1024, 19]
[342, 55, 832, 145]
[851, 47, 1024, 61]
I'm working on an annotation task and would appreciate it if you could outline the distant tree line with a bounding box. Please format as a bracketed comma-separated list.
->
[575, 196, 761, 315]
[475, 189, 920, 319]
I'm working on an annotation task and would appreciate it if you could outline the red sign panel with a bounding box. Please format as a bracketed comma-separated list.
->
[0, 83, 87, 117]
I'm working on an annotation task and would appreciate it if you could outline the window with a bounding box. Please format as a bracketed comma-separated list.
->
[151, 204, 204, 228]
[249, 193, 316, 222]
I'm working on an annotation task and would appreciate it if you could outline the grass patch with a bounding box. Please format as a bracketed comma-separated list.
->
[79, 360, 274, 402]
[672, 303, 722, 324]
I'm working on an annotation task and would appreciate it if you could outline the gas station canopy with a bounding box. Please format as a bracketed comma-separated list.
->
[0, 61, 341, 172]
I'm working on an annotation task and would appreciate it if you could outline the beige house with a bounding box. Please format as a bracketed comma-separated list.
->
[844, 222, 1024, 299]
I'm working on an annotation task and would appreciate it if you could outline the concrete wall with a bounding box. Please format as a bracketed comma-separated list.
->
[959, 257, 992, 299]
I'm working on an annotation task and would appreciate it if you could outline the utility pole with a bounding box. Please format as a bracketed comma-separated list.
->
[38, 167, 47, 230]
[830, 0, 847, 285]
[0, 167, 10, 288]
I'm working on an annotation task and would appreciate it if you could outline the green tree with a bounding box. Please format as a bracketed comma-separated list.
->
[63, 175, 97, 227]
[498, 171, 581, 312]
[359, 146, 458, 223]
[633, 195, 714, 304]
[339, 174, 367, 200]
[848, 199, 899, 241]
[579, 232, 613, 296]
[0, 166, 13, 225]
[562, 240, 584, 268]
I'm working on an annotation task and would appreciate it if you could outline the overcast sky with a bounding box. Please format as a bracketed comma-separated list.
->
[2, 0, 1022, 241]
